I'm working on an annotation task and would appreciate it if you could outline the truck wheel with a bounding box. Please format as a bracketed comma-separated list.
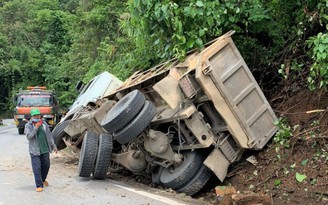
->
[159, 151, 203, 190]
[177, 165, 212, 196]
[101, 90, 145, 133]
[52, 120, 70, 150]
[78, 131, 99, 177]
[93, 133, 113, 179]
[113, 100, 156, 145]
[18, 127, 24, 135]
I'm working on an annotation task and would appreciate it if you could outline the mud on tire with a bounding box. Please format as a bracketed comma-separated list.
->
[78, 131, 99, 177]
[93, 133, 113, 179]
[101, 90, 145, 133]
[52, 120, 70, 150]
[159, 151, 203, 190]
[177, 165, 212, 196]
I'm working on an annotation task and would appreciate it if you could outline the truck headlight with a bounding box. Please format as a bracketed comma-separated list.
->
[48, 120, 55, 125]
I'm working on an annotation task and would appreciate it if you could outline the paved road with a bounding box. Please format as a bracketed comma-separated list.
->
[0, 119, 207, 205]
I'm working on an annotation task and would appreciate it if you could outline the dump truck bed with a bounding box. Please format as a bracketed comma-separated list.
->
[195, 31, 277, 149]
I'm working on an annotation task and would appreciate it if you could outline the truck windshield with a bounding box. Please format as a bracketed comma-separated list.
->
[17, 95, 52, 107]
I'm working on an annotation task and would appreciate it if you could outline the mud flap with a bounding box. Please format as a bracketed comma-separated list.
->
[204, 148, 230, 182]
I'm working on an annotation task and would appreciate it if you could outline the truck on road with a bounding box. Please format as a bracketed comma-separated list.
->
[53, 31, 278, 196]
[13, 86, 59, 134]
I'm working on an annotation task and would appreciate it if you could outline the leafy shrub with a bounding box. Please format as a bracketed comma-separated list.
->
[273, 118, 293, 148]
[307, 32, 328, 90]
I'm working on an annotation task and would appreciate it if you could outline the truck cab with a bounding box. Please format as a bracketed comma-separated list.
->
[13, 86, 59, 134]
[60, 71, 123, 122]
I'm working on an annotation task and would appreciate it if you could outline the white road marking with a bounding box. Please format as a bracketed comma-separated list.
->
[114, 184, 187, 205]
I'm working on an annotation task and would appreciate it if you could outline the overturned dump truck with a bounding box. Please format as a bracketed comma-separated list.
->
[53, 31, 278, 196]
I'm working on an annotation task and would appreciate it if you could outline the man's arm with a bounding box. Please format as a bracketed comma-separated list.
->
[25, 122, 38, 141]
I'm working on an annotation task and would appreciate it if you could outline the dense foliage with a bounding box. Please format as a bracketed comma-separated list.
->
[0, 0, 327, 116]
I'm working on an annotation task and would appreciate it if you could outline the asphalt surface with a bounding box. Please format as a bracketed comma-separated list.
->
[0, 119, 208, 205]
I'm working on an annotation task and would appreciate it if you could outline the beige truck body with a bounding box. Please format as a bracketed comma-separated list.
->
[61, 31, 277, 194]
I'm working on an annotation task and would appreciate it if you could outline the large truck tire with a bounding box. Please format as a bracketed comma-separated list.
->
[113, 100, 156, 145]
[78, 131, 99, 177]
[177, 165, 212, 196]
[159, 151, 203, 190]
[52, 120, 70, 150]
[18, 127, 24, 135]
[93, 133, 113, 180]
[101, 90, 145, 133]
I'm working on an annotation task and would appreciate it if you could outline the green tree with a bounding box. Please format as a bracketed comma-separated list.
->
[127, 0, 270, 61]
[0, 0, 75, 110]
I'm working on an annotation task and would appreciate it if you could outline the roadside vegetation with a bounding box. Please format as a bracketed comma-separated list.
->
[0, 1, 327, 203]
[0, 0, 327, 111]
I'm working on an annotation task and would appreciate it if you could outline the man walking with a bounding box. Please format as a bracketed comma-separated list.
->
[25, 108, 58, 192]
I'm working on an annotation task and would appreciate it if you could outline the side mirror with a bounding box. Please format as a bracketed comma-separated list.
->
[75, 81, 84, 93]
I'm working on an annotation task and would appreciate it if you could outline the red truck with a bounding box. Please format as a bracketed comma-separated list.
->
[13, 86, 60, 134]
